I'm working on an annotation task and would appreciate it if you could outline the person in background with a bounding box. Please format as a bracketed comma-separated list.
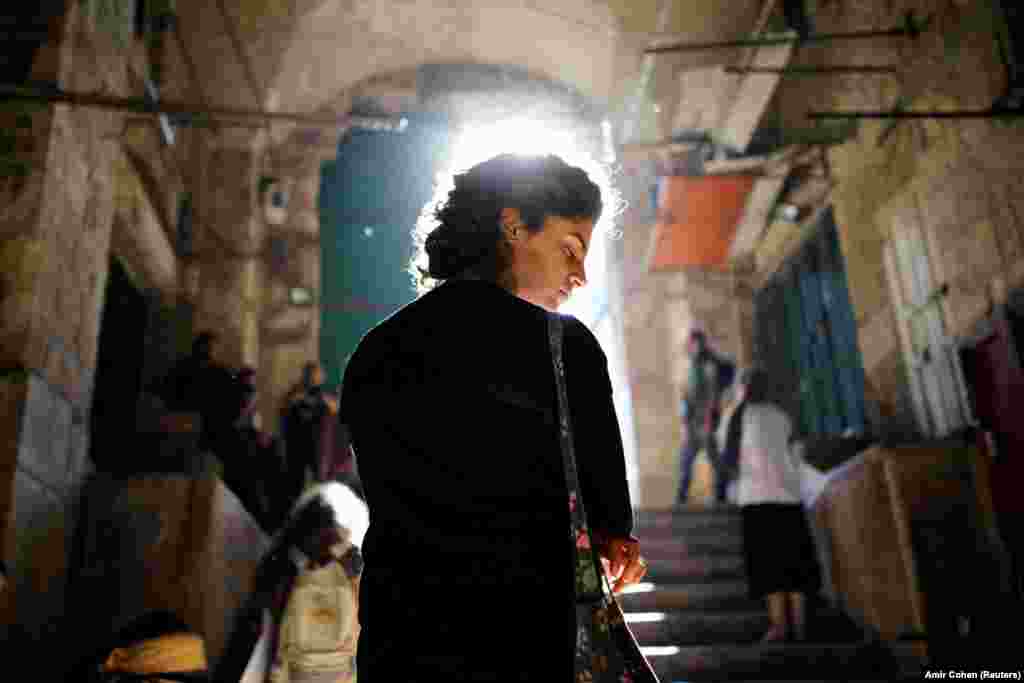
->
[234, 366, 259, 430]
[283, 362, 339, 502]
[156, 331, 239, 463]
[677, 329, 733, 504]
[718, 366, 821, 642]
[232, 367, 280, 507]
[158, 332, 224, 411]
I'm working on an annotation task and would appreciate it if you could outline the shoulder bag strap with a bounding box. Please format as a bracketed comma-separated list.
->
[547, 313, 617, 601]
[547, 313, 589, 535]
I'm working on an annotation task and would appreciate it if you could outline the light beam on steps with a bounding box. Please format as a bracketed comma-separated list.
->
[622, 612, 667, 623]
[617, 581, 656, 594]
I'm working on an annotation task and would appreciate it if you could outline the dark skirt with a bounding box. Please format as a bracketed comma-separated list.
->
[741, 503, 822, 599]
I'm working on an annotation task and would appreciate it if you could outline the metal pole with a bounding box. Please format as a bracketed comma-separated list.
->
[809, 109, 1024, 119]
[645, 10, 924, 55]
[726, 65, 898, 75]
[0, 84, 407, 131]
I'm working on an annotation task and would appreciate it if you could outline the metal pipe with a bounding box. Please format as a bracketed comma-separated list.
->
[645, 10, 924, 55]
[0, 84, 407, 130]
[726, 65, 898, 75]
[809, 109, 1024, 119]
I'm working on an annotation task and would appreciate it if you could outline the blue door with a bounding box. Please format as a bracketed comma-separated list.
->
[319, 113, 450, 388]
[753, 208, 868, 437]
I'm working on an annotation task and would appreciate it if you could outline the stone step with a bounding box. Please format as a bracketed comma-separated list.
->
[644, 552, 745, 582]
[635, 506, 743, 522]
[634, 507, 743, 539]
[637, 534, 744, 559]
[627, 609, 769, 645]
[625, 603, 868, 646]
[644, 641, 925, 681]
[617, 581, 756, 611]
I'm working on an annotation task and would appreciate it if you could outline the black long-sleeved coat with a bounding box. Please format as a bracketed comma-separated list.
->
[340, 278, 633, 682]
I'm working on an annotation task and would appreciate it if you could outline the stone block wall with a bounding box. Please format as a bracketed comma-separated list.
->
[2, 372, 92, 654]
[190, 135, 266, 371]
[252, 134, 337, 433]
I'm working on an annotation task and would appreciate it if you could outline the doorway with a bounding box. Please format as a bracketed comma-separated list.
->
[752, 208, 869, 439]
[319, 112, 449, 386]
[959, 305, 1024, 597]
[89, 257, 148, 471]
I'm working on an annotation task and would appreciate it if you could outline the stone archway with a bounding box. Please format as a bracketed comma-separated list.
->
[173, 0, 626, 441]
[263, 0, 621, 115]
[254, 57, 617, 432]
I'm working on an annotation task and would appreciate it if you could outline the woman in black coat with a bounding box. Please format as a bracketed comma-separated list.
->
[340, 154, 646, 682]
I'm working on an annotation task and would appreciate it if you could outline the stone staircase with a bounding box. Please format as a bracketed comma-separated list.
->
[620, 507, 927, 682]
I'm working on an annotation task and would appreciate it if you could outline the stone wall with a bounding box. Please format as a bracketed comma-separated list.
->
[617, 0, 1024, 500]
[0, 3, 208, 670]
[256, 133, 337, 433]
[0, 3, 125, 668]
[751, 0, 1024, 441]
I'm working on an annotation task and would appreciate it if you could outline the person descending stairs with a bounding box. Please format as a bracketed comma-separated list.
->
[618, 507, 926, 682]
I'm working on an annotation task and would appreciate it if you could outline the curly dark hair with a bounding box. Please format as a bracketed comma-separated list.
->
[418, 153, 603, 283]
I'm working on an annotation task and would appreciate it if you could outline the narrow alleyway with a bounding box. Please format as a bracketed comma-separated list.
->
[623, 507, 925, 681]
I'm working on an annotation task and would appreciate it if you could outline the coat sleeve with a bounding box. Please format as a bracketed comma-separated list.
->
[564, 319, 634, 539]
[339, 326, 410, 468]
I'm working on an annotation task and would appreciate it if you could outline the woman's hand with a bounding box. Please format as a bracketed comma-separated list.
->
[595, 534, 648, 594]
[323, 395, 340, 415]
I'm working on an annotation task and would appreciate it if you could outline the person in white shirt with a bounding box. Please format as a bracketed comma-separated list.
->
[717, 366, 821, 642]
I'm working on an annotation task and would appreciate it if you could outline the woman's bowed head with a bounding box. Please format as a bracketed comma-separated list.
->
[417, 153, 603, 311]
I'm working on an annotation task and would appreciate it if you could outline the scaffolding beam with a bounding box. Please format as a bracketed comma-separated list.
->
[0, 84, 407, 131]
[808, 108, 1024, 120]
[726, 65, 898, 75]
[646, 10, 926, 55]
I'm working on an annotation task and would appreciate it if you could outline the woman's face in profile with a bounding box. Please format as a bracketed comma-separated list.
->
[504, 209, 594, 312]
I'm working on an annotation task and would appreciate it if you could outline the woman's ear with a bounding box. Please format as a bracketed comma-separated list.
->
[103, 647, 130, 672]
[500, 208, 522, 241]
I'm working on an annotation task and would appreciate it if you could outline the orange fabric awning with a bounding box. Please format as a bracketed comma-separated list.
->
[648, 175, 756, 270]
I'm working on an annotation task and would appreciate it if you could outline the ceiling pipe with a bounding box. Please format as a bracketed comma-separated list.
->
[646, 10, 927, 55]
[0, 84, 407, 131]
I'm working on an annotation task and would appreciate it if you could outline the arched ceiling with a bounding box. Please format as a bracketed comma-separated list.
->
[176, 0, 621, 118]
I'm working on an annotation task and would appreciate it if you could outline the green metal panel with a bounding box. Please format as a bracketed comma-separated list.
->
[804, 233, 844, 434]
[318, 113, 450, 390]
[782, 266, 818, 436]
[760, 210, 869, 438]
[820, 211, 868, 433]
